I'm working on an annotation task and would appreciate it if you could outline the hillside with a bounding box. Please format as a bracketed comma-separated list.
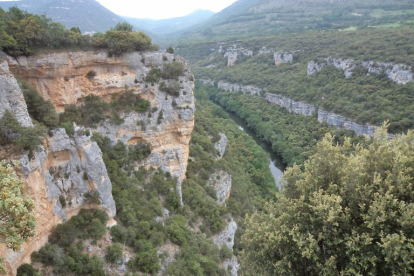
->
[0, 0, 124, 33]
[172, 0, 414, 42]
[124, 9, 215, 36]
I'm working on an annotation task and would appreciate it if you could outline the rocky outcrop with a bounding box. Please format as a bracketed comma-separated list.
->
[265, 93, 316, 116]
[214, 133, 227, 160]
[0, 57, 32, 127]
[208, 171, 232, 206]
[223, 256, 240, 276]
[0, 127, 116, 275]
[217, 81, 261, 96]
[265, 93, 382, 137]
[223, 45, 253, 66]
[212, 217, 237, 250]
[274, 51, 293, 65]
[199, 79, 215, 86]
[7, 50, 195, 203]
[1, 50, 195, 275]
[307, 58, 414, 84]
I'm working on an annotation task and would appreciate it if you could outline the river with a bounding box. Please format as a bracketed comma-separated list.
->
[226, 112, 285, 188]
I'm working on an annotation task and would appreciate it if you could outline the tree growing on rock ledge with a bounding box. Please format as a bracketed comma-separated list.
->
[241, 127, 414, 275]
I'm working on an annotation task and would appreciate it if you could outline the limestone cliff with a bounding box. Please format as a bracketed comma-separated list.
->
[7, 50, 195, 199]
[1, 50, 194, 275]
[307, 57, 414, 84]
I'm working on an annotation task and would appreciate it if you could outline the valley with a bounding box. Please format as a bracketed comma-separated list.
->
[1, 0, 414, 275]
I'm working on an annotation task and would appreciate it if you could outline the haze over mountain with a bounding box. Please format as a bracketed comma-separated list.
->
[0, 0, 124, 33]
[123, 9, 215, 36]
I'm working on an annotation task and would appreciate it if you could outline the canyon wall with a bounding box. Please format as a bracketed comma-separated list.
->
[1, 50, 194, 275]
[199, 79, 383, 138]
[8, 50, 195, 198]
[307, 57, 414, 84]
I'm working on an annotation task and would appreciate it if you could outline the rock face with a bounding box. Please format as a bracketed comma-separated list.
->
[274, 51, 293, 65]
[217, 81, 261, 96]
[214, 133, 227, 160]
[8, 50, 195, 203]
[208, 171, 232, 206]
[0, 127, 116, 275]
[1, 50, 195, 275]
[307, 58, 414, 84]
[0, 56, 33, 127]
[200, 78, 386, 138]
[265, 93, 316, 116]
[223, 45, 253, 66]
[212, 217, 237, 250]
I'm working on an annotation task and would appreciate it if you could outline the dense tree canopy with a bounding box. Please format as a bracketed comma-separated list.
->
[241, 127, 414, 275]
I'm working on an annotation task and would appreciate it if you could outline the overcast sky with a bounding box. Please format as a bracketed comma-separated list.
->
[96, 0, 238, 19]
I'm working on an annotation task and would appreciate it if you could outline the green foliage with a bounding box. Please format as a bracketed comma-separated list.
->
[241, 128, 414, 275]
[166, 215, 191, 245]
[59, 92, 151, 127]
[105, 243, 123, 264]
[166, 47, 174, 54]
[0, 7, 92, 56]
[32, 241, 105, 275]
[200, 83, 366, 166]
[162, 61, 185, 80]
[129, 249, 160, 274]
[159, 81, 181, 97]
[144, 67, 162, 83]
[16, 264, 40, 276]
[114, 22, 133, 32]
[0, 110, 46, 157]
[0, 160, 36, 251]
[48, 209, 108, 248]
[19, 79, 59, 128]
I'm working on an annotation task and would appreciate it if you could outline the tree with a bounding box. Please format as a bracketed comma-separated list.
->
[166, 46, 174, 54]
[0, 161, 36, 250]
[105, 243, 123, 264]
[241, 127, 414, 275]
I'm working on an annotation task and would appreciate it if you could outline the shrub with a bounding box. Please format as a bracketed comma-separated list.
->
[106, 243, 123, 263]
[166, 47, 174, 54]
[16, 264, 40, 276]
[86, 70, 97, 80]
[159, 81, 181, 97]
[161, 61, 185, 80]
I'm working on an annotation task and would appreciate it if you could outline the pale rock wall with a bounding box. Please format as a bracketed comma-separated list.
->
[200, 79, 385, 138]
[207, 170, 232, 206]
[8, 50, 195, 203]
[0, 128, 116, 275]
[307, 57, 414, 84]
[217, 81, 261, 96]
[0, 57, 33, 127]
[214, 133, 227, 160]
[212, 217, 237, 250]
[274, 51, 293, 65]
[223, 45, 253, 67]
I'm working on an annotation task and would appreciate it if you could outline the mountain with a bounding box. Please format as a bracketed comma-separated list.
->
[0, 0, 124, 33]
[123, 9, 215, 36]
[172, 0, 414, 42]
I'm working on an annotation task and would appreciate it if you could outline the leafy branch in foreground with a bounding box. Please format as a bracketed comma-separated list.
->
[241, 126, 414, 275]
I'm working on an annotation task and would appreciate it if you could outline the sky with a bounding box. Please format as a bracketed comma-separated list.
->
[96, 0, 238, 20]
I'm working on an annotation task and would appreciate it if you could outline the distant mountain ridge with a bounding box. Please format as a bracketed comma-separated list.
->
[123, 9, 215, 36]
[0, 0, 124, 33]
[170, 0, 414, 42]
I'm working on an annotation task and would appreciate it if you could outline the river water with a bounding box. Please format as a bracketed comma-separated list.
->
[226, 112, 285, 188]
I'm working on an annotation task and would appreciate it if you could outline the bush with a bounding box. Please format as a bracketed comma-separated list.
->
[105, 243, 123, 264]
[159, 81, 181, 97]
[161, 61, 185, 80]
[86, 70, 97, 80]
[17, 264, 41, 276]
[166, 47, 174, 54]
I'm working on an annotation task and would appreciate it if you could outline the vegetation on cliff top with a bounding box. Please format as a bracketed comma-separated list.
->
[0, 7, 157, 57]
